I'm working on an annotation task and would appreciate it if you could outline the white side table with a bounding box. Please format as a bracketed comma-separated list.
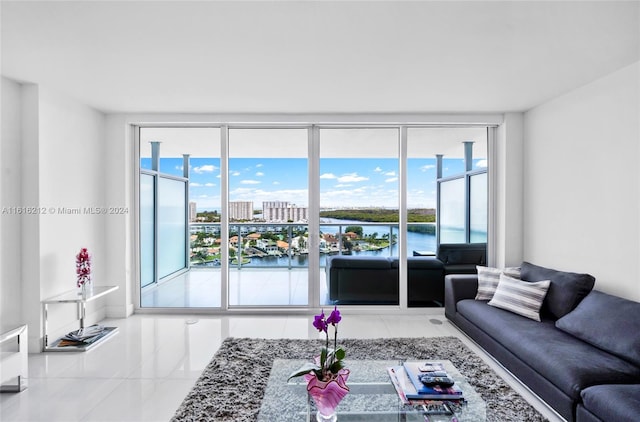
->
[0, 325, 28, 392]
[42, 286, 119, 352]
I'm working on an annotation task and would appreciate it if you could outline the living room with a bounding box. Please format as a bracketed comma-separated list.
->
[1, 1, 638, 421]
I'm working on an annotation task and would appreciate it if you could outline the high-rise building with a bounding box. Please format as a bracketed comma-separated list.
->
[263, 201, 308, 222]
[229, 201, 253, 221]
[188, 201, 197, 222]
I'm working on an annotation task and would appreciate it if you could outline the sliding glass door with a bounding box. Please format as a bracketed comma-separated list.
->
[137, 124, 490, 310]
[319, 128, 400, 305]
[227, 128, 309, 306]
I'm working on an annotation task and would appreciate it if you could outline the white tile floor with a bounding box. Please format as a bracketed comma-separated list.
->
[0, 311, 564, 422]
[140, 268, 328, 308]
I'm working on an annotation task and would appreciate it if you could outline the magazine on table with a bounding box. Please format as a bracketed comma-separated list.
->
[61, 324, 106, 344]
[387, 365, 464, 401]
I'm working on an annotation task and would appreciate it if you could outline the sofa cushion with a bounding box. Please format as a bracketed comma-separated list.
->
[475, 266, 521, 301]
[581, 384, 640, 422]
[556, 290, 640, 367]
[520, 261, 595, 319]
[456, 299, 640, 399]
[488, 274, 550, 321]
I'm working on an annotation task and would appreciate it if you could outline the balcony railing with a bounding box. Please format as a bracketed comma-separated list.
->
[189, 222, 437, 270]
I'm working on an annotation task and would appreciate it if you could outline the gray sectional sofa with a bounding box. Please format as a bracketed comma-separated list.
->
[445, 261, 640, 422]
[325, 243, 486, 306]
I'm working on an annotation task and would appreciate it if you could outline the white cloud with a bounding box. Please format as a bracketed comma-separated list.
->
[273, 181, 280, 185]
[190, 182, 202, 187]
[205, 183, 216, 187]
[256, 172, 264, 177]
[338, 173, 368, 183]
[230, 171, 241, 176]
[240, 180, 261, 185]
[476, 159, 488, 168]
[320, 173, 337, 179]
[193, 164, 217, 174]
[256, 163, 263, 168]
[383, 171, 396, 176]
[374, 167, 382, 172]
[334, 183, 352, 188]
[420, 164, 436, 172]
[385, 177, 398, 183]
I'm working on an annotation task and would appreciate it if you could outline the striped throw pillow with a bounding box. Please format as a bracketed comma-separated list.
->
[488, 274, 551, 321]
[475, 266, 522, 301]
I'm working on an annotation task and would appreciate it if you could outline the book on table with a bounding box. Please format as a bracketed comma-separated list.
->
[402, 361, 464, 399]
[387, 364, 464, 401]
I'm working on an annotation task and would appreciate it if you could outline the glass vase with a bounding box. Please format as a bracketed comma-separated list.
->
[78, 280, 92, 298]
[305, 368, 350, 422]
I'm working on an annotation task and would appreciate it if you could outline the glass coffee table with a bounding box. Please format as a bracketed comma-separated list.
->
[258, 359, 486, 421]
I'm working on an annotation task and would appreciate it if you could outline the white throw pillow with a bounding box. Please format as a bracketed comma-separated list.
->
[488, 274, 550, 321]
[475, 266, 521, 301]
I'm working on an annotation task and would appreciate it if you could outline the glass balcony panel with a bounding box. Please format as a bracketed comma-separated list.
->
[470, 172, 488, 243]
[140, 174, 155, 288]
[439, 177, 466, 244]
[158, 176, 187, 278]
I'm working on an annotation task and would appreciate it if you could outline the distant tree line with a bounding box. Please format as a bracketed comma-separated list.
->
[320, 208, 435, 223]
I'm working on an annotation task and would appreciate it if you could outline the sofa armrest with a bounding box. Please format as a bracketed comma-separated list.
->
[444, 274, 478, 320]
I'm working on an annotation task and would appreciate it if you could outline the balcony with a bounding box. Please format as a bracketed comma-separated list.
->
[141, 222, 438, 308]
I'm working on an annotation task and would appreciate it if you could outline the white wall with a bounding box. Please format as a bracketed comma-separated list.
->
[0, 78, 109, 351]
[523, 62, 640, 301]
[1, 77, 23, 333]
[493, 113, 524, 268]
[104, 114, 135, 318]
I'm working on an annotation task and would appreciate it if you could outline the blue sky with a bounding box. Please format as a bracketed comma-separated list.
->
[142, 157, 485, 212]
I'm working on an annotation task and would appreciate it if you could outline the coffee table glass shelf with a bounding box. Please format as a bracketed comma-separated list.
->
[42, 285, 119, 352]
[259, 359, 486, 421]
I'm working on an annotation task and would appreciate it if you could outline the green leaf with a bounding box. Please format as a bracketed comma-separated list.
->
[329, 360, 345, 374]
[334, 347, 345, 360]
[287, 362, 320, 381]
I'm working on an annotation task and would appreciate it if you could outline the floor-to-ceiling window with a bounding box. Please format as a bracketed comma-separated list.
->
[137, 123, 491, 310]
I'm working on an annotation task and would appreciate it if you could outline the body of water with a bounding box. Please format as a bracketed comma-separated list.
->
[226, 218, 437, 268]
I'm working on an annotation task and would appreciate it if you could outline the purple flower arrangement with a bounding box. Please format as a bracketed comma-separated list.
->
[289, 306, 346, 382]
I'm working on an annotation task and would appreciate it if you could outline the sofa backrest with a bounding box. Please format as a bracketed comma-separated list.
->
[555, 290, 640, 367]
[436, 243, 487, 267]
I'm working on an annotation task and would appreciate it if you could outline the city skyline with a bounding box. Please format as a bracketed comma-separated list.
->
[142, 156, 485, 212]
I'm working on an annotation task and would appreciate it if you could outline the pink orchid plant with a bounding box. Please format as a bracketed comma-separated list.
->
[289, 306, 346, 381]
[76, 247, 91, 287]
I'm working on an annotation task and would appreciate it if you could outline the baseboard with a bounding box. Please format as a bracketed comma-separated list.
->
[106, 303, 134, 319]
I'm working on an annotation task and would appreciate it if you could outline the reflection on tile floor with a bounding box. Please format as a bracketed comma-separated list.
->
[1, 313, 563, 422]
[141, 268, 325, 307]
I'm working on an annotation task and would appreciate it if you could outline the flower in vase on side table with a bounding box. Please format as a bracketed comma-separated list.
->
[76, 247, 91, 296]
[289, 306, 349, 422]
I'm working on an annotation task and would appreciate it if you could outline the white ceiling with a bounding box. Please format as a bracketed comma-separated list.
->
[2, 1, 639, 114]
